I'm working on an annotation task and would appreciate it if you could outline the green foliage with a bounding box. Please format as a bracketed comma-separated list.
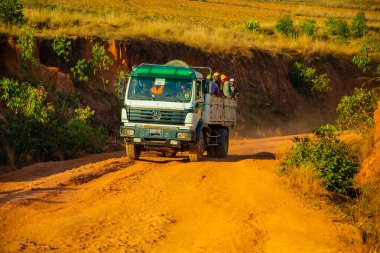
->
[0, 78, 53, 166]
[351, 12, 367, 38]
[336, 88, 380, 132]
[52, 35, 71, 62]
[74, 106, 95, 123]
[17, 28, 38, 70]
[0, 0, 25, 27]
[300, 19, 316, 37]
[70, 44, 113, 87]
[114, 70, 127, 98]
[244, 19, 260, 32]
[359, 37, 380, 55]
[91, 43, 113, 75]
[0, 79, 51, 122]
[290, 62, 330, 94]
[275, 16, 297, 37]
[352, 37, 380, 74]
[0, 78, 106, 165]
[59, 119, 106, 157]
[325, 18, 350, 42]
[352, 55, 372, 73]
[71, 59, 91, 84]
[280, 124, 359, 195]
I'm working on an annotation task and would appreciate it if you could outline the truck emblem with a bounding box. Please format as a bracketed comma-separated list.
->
[152, 110, 161, 120]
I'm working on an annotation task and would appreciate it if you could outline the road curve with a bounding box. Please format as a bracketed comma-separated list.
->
[0, 137, 360, 252]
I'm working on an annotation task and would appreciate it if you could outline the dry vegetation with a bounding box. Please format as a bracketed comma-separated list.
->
[0, 0, 379, 55]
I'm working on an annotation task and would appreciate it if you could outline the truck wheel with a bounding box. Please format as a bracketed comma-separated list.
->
[126, 143, 141, 160]
[165, 151, 177, 158]
[189, 131, 205, 162]
[216, 129, 228, 158]
[207, 146, 216, 157]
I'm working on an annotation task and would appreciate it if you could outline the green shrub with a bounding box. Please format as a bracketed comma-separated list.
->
[52, 35, 71, 63]
[336, 88, 380, 132]
[0, 78, 107, 165]
[115, 70, 127, 99]
[290, 62, 330, 94]
[74, 106, 95, 123]
[245, 19, 260, 32]
[300, 19, 316, 37]
[0, 78, 53, 166]
[280, 125, 359, 194]
[59, 119, 106, 158]
[71, 59, 91, 84]
[325, 18, 350, 42]
[352, 55, 372, 73]
[275, 16, 297, 38]
[0, 0, 25, 27]
[91, 43, 113, 76]
[17, 28, 38, 70]
[351, 12, 367, 38]
[352, 37, 380, 74]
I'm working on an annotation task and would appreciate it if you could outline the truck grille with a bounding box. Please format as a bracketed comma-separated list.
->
[127, 107, 188, 125]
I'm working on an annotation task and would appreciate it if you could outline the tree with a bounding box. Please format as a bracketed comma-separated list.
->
[17, 28, 38, 70]
[325, 18, 350, 42]
[0, 0, 25, 27]
[52, 35, 71, 63]
[0, 78, 52, 166]
[275, 16, 297, 38]
[290, 62, 330, 94]
[91, 43, 113, 87]
[351, 12, 367, 38]
[336, 88, 380, 132]
[300, 19, 316, 37]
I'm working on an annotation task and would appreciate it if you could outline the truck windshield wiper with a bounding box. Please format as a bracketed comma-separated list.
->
[134, 94, 155, 100]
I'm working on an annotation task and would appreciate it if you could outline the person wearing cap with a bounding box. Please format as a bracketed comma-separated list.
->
[230, 78, 238, 98]
[221, 74, 232, 98]
[213, 72, 222, 90]
[177, 83, 191, 100]
[208, 74, 220, 95]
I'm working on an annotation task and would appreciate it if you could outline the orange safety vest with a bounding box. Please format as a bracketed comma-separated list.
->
[151, 85, 164, 94]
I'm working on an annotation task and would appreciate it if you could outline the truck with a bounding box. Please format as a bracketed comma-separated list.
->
[119, 60, 237, 162]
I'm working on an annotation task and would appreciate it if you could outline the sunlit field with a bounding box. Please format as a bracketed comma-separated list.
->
[1, 0, 379, 55]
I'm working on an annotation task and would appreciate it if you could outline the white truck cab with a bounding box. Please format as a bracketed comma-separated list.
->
[120, 60, 237, 162]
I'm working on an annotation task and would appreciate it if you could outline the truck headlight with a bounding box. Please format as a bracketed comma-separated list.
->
[170, 140, 179, 145]
[177, 132, 189, 139]
[133, 138, 142, 143]
[123, 129, 134, 136]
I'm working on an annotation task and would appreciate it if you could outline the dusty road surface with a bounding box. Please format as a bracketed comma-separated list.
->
[0, 137, 361, 253]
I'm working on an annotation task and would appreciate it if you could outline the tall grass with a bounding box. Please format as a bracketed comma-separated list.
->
[0, 0, 378, 55]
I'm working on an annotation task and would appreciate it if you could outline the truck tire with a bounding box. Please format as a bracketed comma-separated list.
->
[207, 146, 216, 157]
[216, 129, 228, 158]
[189, 131, 205, 162]
[165, 151, 177, 158]
[126, 143, 141, 160]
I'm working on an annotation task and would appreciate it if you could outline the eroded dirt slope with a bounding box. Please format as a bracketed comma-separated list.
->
[0, 137, 361, 252]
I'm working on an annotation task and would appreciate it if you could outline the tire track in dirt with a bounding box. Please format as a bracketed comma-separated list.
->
[0, 138, 362, 253]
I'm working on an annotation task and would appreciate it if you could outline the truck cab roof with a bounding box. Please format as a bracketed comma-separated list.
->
[131, 65, 199, 80]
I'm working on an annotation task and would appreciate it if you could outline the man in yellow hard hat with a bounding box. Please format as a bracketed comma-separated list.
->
[221, 74, 232, 98]
[208, 74, 220, 95]
[213, 72, 221, 91]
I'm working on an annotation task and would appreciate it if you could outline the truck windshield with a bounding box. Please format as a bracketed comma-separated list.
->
[127, 77, 193, 103]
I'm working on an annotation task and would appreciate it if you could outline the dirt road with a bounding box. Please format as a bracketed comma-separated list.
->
[0, 137, 361, 253]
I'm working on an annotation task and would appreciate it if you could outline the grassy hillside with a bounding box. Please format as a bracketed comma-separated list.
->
[1, 0, 380, 54]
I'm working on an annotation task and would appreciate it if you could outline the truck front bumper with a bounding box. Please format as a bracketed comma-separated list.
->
[120, 126, 193, 148]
